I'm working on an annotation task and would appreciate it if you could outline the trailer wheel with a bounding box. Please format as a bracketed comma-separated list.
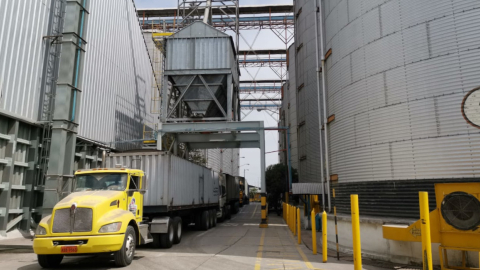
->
[173, 217, 182, 244]
[160, 220, 174, 248]
[114, 225, 136, 267]
[37, 255, 63, 268]
[201, 210, 209, 231]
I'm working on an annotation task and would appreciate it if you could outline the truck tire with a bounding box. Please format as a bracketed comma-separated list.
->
[152, 234, 161, 248]
[37, 255, 63, 268]
[195, 212, 202, 230]
[218, 208, 225, 223]
[234, 202, 240, 214]
[201, 210, 209, 231]
[226, 206, 232, 220]
[173, 216, 182, 244]
[114, 225, 136, 267]
[160, 220, 174, 248]
[211, 210, 217, 227]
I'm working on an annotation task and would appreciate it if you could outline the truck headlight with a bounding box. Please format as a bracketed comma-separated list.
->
[35, 225, 47, 236]
[99, 222, 122, 233]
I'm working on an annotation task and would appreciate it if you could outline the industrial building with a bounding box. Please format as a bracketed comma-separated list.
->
[280, 0, 480, 265]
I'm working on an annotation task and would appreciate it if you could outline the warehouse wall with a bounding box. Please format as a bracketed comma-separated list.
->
[324, 0, 480, 183]
[0, 0, 51, 121]
[78, 0, 156, 145]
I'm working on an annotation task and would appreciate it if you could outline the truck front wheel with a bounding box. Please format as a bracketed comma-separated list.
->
[38, 254, 63, 268]
[114, 225, 136, 267]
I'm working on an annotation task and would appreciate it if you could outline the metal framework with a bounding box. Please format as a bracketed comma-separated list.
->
[177, 0, 239, 54]
[141, 16, 294, 32]
[157, 121, 268, 227]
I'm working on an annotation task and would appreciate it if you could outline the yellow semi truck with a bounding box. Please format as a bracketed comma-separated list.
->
[33, 151, 222, 268]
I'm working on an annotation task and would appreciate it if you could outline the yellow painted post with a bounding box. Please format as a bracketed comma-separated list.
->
[419, 192, 433, 270]
[297, 207, 301, 244]
[322, 211, 328, 263]
[259, 194, 268, 228]
[293, 206, 297, 236]
[351, 195, 362, 270]
[311, 209, 317, 254]
[287, 205, 290, 230]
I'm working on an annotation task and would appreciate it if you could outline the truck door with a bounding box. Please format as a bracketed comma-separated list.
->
[127, 173, 143, 222]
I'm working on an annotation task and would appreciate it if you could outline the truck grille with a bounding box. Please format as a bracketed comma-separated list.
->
[52, 208, 93, 233]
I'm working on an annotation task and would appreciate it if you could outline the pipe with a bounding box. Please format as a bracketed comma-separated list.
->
[71, 0, 86, 122]
[203, 0, 212, 24]
[317, 0, 332, 212]
[101, 150, 106, 168]
[287, 128, 293, 191]
[313, 0, 326, 210]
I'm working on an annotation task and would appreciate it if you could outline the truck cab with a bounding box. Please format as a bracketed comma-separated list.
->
[33, 168, 147, 268]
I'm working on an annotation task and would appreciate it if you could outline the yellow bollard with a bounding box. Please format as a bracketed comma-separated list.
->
[419, 192, 433, 270]
[297, 207, 301, 244]
[311, 209, 317, 254]
[322, 211, 328, 263]
[351, 195, 362, 270]
[293, 206, 297, 236]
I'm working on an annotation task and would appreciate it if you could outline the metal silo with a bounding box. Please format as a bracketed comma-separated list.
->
[294, 0, 480, 218]
[161, 21, 240, 122]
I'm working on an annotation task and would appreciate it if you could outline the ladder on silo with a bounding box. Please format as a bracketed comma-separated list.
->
[38, 0, 66, 189]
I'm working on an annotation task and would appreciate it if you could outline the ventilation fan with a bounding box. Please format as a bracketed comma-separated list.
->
[382, 183, 480, 270]
[440, 192, 480, 231]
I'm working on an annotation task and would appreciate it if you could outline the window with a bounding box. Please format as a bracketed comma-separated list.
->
[129, 175, 140, 190]
[74, 173, 128, 191]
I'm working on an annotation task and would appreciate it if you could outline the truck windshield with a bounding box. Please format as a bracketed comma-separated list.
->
[74, 173, 128, 192]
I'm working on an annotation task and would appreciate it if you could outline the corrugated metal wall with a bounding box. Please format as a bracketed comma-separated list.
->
[78, 0, 155, 145]
[0, 0, 156, 145]
[204, 148, 240, 176]
[286, 44, 299, 171]
[0, 0, 51, 120]
[323, 0, 480, 183]
[295, 0, 324, 183]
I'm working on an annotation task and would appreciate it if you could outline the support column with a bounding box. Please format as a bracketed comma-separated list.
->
[0, 120, 19, 235]
[43, 0, 89, 216]
[161, 75, 169, 122]
[227, 74, 233, 121]
[21, 128, 41, 231]
[259, 129, 268, 228]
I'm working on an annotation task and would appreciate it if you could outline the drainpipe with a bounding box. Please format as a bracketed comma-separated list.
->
[313, 0, 327, 210]
[317, 0, 332, 212]
[71, 0, 86, 121]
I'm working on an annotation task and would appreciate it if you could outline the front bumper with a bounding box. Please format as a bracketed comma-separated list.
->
[33, 234, 125, 255]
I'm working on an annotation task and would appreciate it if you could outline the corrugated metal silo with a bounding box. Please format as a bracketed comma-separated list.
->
[294, 0, 480, 218]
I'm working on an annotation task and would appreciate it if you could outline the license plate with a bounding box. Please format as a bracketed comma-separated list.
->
[61, 246, 78, 253]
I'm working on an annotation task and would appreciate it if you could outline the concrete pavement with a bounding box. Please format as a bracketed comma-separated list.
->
[0, 203, 416, 269]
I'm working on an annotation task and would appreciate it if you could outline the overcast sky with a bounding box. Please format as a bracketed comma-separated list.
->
[134, 0, 293, 188]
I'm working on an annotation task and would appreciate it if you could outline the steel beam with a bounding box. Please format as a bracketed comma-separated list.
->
[177, 133, 260, 143]
[137, 5, 293, 17]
